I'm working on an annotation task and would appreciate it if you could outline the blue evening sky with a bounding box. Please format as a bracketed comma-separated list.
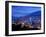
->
[12, 6, 41, 18]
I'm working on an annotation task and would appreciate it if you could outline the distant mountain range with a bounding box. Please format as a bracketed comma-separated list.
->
[28, 11, 41, 16]
[12, 10, 41, 23]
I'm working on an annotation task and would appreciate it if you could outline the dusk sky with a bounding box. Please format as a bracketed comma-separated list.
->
[12, 6, 41, 18]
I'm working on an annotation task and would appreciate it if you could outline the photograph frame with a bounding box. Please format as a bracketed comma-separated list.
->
[5, 1, 45, 36]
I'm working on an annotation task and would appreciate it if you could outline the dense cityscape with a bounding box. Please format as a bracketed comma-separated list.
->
[12, 6, 41, 31]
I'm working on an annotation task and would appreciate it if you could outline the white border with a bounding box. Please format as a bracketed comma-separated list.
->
[9, 3, 44, 35]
